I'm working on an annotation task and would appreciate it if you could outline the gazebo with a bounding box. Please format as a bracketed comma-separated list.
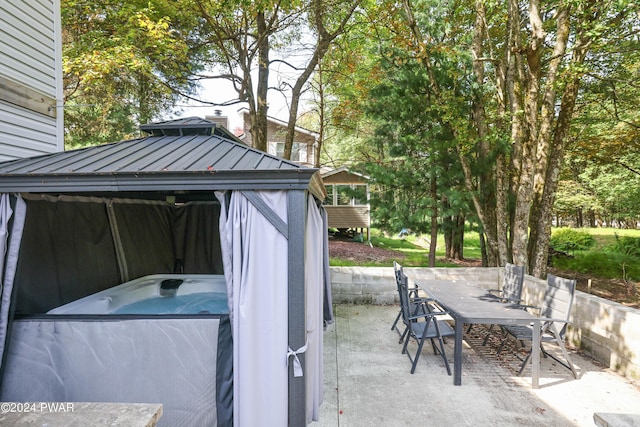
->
[0, 117, 330, 426]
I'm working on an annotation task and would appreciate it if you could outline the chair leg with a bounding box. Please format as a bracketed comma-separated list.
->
[518, 341, 578, 379]
[430, 337, 438, 354]
[401, 330, 411, 355]
[398, 326, 409, 344]
[410, 335, 428, 374]
[544, 329, 579, 379]
[496, 335, 509, 355]
[481, 324, 495, 346]
[518, 350, 532, 376]
[434, 335, 452, 375]
[391, 308, 402, 331]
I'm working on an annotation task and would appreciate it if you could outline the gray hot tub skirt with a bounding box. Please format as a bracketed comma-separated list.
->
[0, 315, 233, 426]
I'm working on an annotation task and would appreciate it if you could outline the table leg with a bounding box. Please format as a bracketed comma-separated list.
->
[454, 319, 463, 386]
[532, 319, 540, 389]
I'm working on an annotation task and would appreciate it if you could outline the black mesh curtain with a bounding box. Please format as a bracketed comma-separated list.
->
[14, 196, 223, 314]
[111, 202, 174, 280]
[14, 198, 120, 314]
[172, 202, 223, 275]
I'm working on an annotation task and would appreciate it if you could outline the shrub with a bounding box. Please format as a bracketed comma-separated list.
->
[550, 228, 595, 252]
[611, 235, 640, 257]
[552, 251, 640, 281]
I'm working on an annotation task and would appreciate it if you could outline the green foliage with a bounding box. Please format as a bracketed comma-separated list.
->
[610, 235, 640, 257]
[559, 1, 640, 225]
[553, 251, 640, 282]
[62, 0, 208, 148]
[549, 228, 640, 284]
[358, 42, 472, 235]
[550, 228, 596, 251]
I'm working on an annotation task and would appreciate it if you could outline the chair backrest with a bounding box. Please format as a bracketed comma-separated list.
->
[502, 263, 525, 301]
[396, 271, 413, 324]
[541, 274, 576, 335]
[393, 261, 404, 285]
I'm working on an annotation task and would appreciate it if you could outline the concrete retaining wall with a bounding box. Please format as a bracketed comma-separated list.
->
[330, 266, 640, 381]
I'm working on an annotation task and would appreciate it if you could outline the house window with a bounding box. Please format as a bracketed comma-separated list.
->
[323, 185, 334, 205]
[336, 185, 351, 205]
[323, 184, 368, 206]
[275, 142, 304, 162]
[351, 185, 368, 205]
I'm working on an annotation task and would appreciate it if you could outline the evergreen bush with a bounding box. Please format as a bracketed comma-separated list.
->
[550, 228, 596, 252]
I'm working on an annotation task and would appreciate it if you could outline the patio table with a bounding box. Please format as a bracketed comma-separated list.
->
[415, 279, 543, 388]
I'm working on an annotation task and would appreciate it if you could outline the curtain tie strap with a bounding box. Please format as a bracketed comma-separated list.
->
[287, 339, 308, 378]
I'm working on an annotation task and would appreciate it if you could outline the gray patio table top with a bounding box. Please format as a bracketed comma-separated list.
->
[415, 279, 544, 388]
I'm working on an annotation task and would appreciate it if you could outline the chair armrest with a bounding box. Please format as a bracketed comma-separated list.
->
[520, 304, 541, 315]
[529, 317, 572, 332]
[408, 285, 421, 298]
[407, 310, 450, 322]
[502, 298, 537, 310]
[537, 317, 572, 325]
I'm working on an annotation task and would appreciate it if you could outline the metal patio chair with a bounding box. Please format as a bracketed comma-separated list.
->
[391, 261, 425, 342]
[475, 263, 527, 345]
[489, 263, 526, 304]
[496, 274, 579, 378]
[398, 274, 455, 374]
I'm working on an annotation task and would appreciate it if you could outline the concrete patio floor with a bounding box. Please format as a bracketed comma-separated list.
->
[311, 304, 640, 427]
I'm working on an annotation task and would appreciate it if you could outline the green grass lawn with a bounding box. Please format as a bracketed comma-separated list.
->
[331, 227, 640, 281]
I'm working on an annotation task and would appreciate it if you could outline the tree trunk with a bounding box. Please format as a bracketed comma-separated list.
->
[529, 7, 593, 277]
[530, 75, 588, 277]
[528, 7, 570, 275]
[253, 11, 269, 153]
[444, 224, 452, 259]
[315, 64, 325, 168]
[509, 0, 542, 270]
[429, 174, 438, 267]
[283, 0, 359, 160]
[138, 73, 151, 126]
[469, 0, 502, 267]
[479, 227, 488, 266]
[452, 215, 465, 260]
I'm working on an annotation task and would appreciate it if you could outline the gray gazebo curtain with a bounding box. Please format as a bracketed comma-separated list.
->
[217, 190, 328, 427]
[217, 190, 290, 427]
[304, 195, 325, 422]
[0, 194, 26, 372]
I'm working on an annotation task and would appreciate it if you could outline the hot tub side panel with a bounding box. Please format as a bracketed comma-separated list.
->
[0, 316, 232, 427]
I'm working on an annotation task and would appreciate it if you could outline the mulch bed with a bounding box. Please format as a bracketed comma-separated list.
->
[328, 238, 405, 263]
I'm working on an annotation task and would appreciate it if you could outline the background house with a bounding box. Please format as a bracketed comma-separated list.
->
[0, 0, 64, 161]
[231, 108, 319, 167]
[321, 166, 371, 242]
[206, 110, 371, 240]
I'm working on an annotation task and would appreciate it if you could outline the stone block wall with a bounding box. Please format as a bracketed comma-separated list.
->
[329, 266, 640, 381]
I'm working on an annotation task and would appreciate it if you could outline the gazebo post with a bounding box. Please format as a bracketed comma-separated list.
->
[288, 189, 307, 426]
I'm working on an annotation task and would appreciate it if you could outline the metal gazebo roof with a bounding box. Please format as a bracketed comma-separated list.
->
[0, 117, 326, 199]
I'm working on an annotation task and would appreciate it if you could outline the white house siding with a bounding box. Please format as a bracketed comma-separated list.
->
[0, 103, 60, 162]
[0, 0, 63, 160]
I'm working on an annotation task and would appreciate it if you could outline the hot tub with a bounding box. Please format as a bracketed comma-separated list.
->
[2, 274, 233, 426]
[47, 274, 229, 315]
